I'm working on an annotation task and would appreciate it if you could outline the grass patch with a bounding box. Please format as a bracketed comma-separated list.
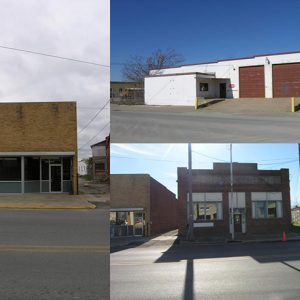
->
[80, 175, 93, 181]
[291, 223, 300, 232]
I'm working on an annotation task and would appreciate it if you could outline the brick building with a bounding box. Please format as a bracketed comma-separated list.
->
[110, 174, 178, 237]
[90, 135, 110, 180]
[178, 163, 291, 239]
[0, 102, 78, 194]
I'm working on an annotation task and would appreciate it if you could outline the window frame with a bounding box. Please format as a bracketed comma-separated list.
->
[199, 82, 209, 92]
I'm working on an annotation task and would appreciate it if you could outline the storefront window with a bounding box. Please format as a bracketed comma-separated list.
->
[191, 193, 223, 221]
[200, 83, 209, 91]
[0, 158, 21, 181]
[268, 201, 277, 218]
[193, 202, 221, 221]
[63, 157, 71, 180]
[254, 201, 266, 218]
[253, 201, 281, 219]
[252, 192, 283, 219]
[42, 160, 49, 180]
[24, 157, 40, 180]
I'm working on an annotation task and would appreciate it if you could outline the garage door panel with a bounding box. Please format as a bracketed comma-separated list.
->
[273, 63, 300, 97]
[239, 66, 265, 98]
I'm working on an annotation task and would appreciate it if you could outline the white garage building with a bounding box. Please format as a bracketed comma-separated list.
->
[145, 51, 300, 106]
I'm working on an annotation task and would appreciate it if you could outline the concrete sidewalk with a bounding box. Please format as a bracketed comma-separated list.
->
[0, 194, 108, 209]
[180, 232, 300, 245]
[203, 98, 300, 114]
[110, 230, 179, 251]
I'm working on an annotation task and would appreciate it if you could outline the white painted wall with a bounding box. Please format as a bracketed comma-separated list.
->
[78, 160, 87, 176]
[148, 52, 300, 102]
[145, 74, 197, 106]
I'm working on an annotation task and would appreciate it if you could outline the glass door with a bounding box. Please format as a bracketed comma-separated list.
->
[50, 165, 62, 192]
[133, 212, 144, 236]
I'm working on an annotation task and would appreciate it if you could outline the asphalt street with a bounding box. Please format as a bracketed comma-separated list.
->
[110, 237, 300, 300]
[0, 208, 109, 300]
[111, 110, 300, 142]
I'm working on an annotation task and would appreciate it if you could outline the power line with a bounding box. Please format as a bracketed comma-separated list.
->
[192, 150, 298, 166]
[78, 99, 110, 135]
[258, 159, 298, 166]
[78, 122, 110, 150]
[111, 155, 185, 164]
[192, 150, 227, 162]
[77, 106, 110, 110]
[0, 44, 110, 67]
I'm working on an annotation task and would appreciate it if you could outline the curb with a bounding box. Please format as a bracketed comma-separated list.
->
[179, 238, 300, 245]
[110, 241, 146, 253]
[0, 203, 96, 209]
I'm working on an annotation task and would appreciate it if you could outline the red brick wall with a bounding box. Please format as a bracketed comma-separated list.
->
[150, 177, 178, 235]
[178, 164, 291, 238]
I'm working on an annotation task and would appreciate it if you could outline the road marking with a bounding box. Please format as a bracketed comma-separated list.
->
[0, 244, 110, 253]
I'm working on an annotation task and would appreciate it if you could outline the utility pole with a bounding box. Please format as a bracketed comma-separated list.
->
[187, 143, 194, 241]
[230, 144, 234, 240]
[298, 144, 300, 168]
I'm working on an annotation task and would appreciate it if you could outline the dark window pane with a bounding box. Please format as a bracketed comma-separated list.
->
[0, 158, 21, 181]
[255, 202, 266, 218]
[50, 159, 61, 164]
[63, 158, 71, 180]
[24, 157, 40, 180]
[42, 160, 49, 180]
[268, 201, 277, 218]
[200, 83, 208, 91]
[116, 212, 127, 225]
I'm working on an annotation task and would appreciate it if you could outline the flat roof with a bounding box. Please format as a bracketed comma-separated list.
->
[147, 71, 215, 78]
[153, 49, 300, 70]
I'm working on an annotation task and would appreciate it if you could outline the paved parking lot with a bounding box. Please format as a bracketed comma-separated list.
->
[111, 100, 300, 143]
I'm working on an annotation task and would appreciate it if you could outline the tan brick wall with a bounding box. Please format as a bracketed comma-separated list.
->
[111, 174, 151, 235]
[0, 102, 78, 194]
[0, 102, 77, 152]
[110, 174, 150, 209]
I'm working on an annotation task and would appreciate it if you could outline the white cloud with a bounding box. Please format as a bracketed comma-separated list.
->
[112, 144, 157, 157]
[0, 0, 110, 159]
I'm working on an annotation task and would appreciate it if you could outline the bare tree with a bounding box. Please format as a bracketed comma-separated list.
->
[122, 49, 184, 82]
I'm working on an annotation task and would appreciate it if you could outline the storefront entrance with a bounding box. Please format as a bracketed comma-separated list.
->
[133, 212, 144, 236]
[0, 154, 73, 194]
[110, 210, 145, 237]
[234, 213, 242, 233]
[50, 165, 62, 192]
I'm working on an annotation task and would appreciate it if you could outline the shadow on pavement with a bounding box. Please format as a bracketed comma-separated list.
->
[155, 240, 300, 264]
[110, 237, 151, 253]
[155, 240, 300, 300]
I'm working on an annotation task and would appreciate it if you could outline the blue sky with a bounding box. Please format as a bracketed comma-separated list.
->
[111, 144, 300, 207]
[111, 0, 300, 80]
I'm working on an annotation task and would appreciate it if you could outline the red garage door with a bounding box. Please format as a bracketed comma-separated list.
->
[273, 63, 300, 97]
[239, 65, 265, 98]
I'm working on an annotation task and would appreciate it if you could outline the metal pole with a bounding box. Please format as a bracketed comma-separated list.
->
[230, 144, 234, 240]
[188, 143, 194, 241]
[298, 144, 300, 168]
